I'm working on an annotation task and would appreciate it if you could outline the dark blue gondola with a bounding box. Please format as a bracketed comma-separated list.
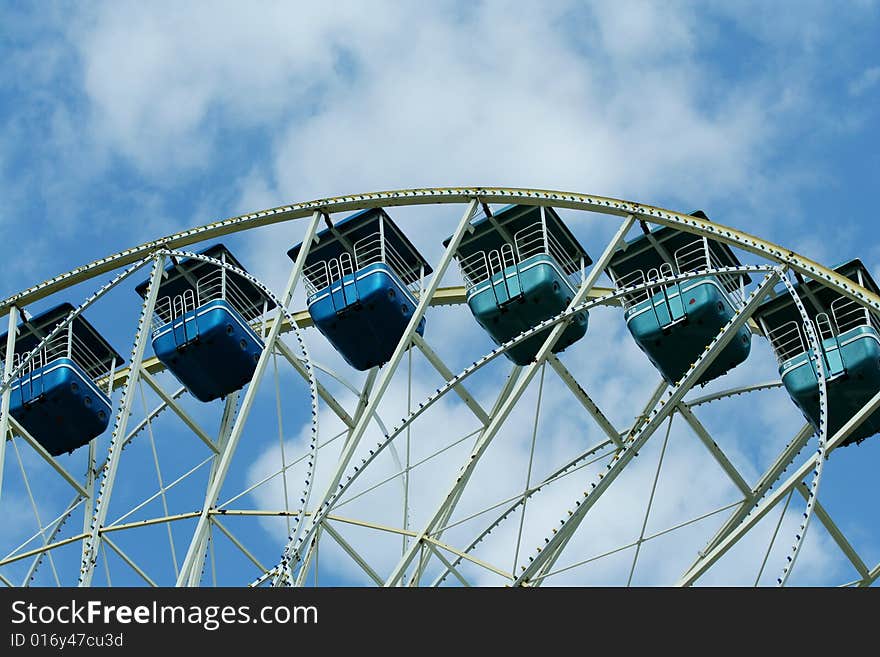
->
[288, 208, 432, 371]
[444, 204, 592, 366]
[755, 260, 880, 447]
[607, 213, 753, 386]
[0, 303, 121, 456]
[135, 244, 276, 403]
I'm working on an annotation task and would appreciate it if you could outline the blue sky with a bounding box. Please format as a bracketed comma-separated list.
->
[1, 2, 879, 586]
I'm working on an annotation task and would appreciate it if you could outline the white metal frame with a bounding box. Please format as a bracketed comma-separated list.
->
[0, 189, 877, 589]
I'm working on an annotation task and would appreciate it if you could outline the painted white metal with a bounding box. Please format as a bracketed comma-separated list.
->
[176, 211, 322, 586]
[412, 333, 490, 425]
[775, 272, 829, 586]
[292, 366, 381, 584]
[0, 305, 20, 501]
[678, 387, 880, 586]
[547, 354, 623, 447]
[79, 255, 167, 586]
[514, 269, 780, 585]
[1, 191, 877, 588]
[797, 483, 869, 579]
[273, 199, 480, 583]
[321, 522, 383, 586]
[140, 369, 218, 453]
[384, 215, 637, 587]
[211, 517, 268, 575]
[627, 416, 673, 586]
[8, 416, 89, 497]
[7, 188, 879, 323]
[678, 404, 751, 497]
[11, 438, 61, 585]
[102, 536, 157, 587]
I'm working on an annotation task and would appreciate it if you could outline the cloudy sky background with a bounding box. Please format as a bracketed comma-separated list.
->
[1, 1, 879, 586]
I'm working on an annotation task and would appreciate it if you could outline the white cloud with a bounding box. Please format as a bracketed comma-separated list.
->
[3, 1, 878, 587]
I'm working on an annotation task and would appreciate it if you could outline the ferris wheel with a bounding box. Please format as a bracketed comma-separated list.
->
[0, 187, 878, 588]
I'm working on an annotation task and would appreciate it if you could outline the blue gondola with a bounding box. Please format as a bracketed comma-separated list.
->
[135, 244, 276, 403]
[444, 204, 592, 366]
[0, 304, 121, 456]
[288, 208, 432, 371]
[755, 260, 880, 446]
[607, 213, 753, 385]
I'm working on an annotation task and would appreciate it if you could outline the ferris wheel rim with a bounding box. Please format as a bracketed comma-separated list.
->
[2, 186, 878, 319]
[2, 189, 878, 589]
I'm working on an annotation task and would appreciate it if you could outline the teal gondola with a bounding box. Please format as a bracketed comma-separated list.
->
[607, 213, 753, 385]
[755, 260, 880, 446]
[288, 208, 432, 371]
[0, 304, 121, 456]
[135, 244, 276, 403]
[444, 204, 592, 366]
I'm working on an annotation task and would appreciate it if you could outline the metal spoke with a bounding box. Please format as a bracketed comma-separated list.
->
[512, 363, 545, 574]
[0, 306, 20, 500]
[627, 416, 673, 586]
[387, 214, 637, 587]
[138, 379, 179, 579]
[80, 255, 167, 586]
[176, 211, 322, 586]
[278, 199, 481, 584]
[534, 500, 744, 584]
[12, 438, 61, 586]
[103, 536, 157, 587]
[273, 352, 291, 536]
[2, 190, 878, 589]
[755, 489, 792, 586]
[218, 428, 349, 509]
[516, 269, 780, 585]
[679, 387, 880, 586]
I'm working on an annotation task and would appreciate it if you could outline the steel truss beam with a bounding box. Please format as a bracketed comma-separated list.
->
[78, 255, 167, 586]
[273, 199, 481, 584]
[678, 387, 880, 586]
[4, 188, 878, 589]
[383, 215, 636, 587]
[679, 402, 870, 584]
[0, 306, 20, 501]
[514, 269, 780, 585]
[8, 417, 89, 497]
[176, 211, 323, 586]
[5, 187, 878, 321]
[140, 369, 217, 453]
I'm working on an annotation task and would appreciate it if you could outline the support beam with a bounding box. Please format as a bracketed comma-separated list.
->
[276, 199, 481, 583]
[79, 255, 167, 586]
[678, 387, 880, 586]
[547, 354, 623, 447]
[211, 517, 268, 575]
[514, 269, 779, 585]
[859, 562, 880, 587]
[292, 366, 382, 579]
[384, 215, 637, 587]
[682, 422, 815, 580]
[0, 305, 20, 501]
[9, 417, 89, 498]
[8, 187, 878, 325]
[527, 378, 671, 584]
[796, 483, 869, 580]
[412, 333, 490, 426]
[321, 522, 383, 586]
[102, 536, 157, 587]
[176, 211, 322, 587]
[140, 369, 218, 453]
[678, 404, 751, 497]
[274, 341, 355, 428]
